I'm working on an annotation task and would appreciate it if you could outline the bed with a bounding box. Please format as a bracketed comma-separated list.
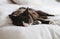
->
[0, 0, 60, 39]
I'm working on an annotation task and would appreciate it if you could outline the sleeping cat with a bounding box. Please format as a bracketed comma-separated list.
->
[9, 7, 54, 26]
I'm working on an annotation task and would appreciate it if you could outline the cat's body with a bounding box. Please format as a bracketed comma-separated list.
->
[9, 7, 54, 26]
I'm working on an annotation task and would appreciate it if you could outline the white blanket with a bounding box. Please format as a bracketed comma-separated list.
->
[0, 25, 60, 39]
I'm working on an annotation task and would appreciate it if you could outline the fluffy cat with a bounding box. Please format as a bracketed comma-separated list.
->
[9, 7, 54, 26]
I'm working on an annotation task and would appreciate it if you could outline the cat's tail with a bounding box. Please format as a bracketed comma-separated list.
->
[36, 11, 54, 16]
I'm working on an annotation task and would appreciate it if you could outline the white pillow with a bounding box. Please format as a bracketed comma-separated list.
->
[11, 0, 43, 5]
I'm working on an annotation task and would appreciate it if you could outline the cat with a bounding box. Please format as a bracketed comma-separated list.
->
[9, 7, 54, 26]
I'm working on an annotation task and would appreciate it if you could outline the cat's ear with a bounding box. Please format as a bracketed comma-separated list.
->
[22, 8, 29, 16]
